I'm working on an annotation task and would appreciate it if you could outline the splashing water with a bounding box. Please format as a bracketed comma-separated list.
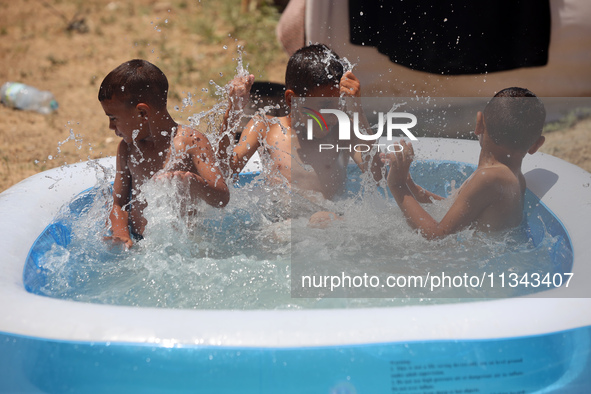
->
[28, 56, 571, 310]
[31, 158, 568, 310]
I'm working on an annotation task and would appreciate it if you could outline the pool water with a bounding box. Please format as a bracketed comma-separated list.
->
[24, 160, 573, 309]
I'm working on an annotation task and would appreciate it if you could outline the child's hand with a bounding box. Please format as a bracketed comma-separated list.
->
[153, 170, 193, 189]
[228, 74, 255, 111]
[104, 233, 133, 250]
[340, 71, 361, 98]
[154, 170, 198, 195]
[307, 211, 343, 229]
[384, 140, 415, 188]
[154, 170, 184, 182]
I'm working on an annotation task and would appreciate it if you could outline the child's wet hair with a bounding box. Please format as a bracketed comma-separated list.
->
[285, 44, 344, 96]
[98, 59, 169, 109]
[484, 87, 546, 151]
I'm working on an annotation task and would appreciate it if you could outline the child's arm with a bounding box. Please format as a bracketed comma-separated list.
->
[405, 174, 444, 203]
[386, 140, 494, 240]
[340, 71, 384, 182]
[218, 74, 254, 177]
[225, 115, 270, 176]
[166, 130, 230, 208]
[379, 153, 444, 203]
[106, 142, 133, 249]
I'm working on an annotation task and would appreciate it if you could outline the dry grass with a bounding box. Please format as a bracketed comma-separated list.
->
[0, 0, 288, 192]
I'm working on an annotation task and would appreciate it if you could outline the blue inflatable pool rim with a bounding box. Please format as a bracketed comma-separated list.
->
[23, 160, 573, 299]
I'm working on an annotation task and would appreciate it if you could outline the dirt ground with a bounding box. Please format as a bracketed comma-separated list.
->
[1, 0, 589, 193]
[0, 0, 289, 193]
[538, 117, 591, 173]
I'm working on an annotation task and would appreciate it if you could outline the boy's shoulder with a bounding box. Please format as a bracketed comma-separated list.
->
[251, 113, 289, 127]
[116, 139, 129, 152]
[463, 164, 521, 195]
[116, 139, 131, 159]
[476, 163, 519, 181]
[246, 113, 290, 138]
[267, 114, 290, 132]
[173, 125, 211, 146]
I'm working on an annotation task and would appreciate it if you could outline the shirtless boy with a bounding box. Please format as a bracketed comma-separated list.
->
[219, 44, 382, 215]
[99, 59, 251, 248]
[385, 87, 546, 239]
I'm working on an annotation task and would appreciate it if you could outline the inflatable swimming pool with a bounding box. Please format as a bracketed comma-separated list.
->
[1, 138, 590, 392]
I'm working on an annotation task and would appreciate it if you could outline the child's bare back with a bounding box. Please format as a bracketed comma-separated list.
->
[385, 87, 546, 239]
[241, 113, 350, 200]
[453, 163, 526, 232]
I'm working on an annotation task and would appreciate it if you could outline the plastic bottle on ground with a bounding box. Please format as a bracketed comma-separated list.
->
[0, 82, 59, 114]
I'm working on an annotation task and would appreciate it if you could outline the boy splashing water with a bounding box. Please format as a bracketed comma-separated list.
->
[99, 59, 252, 248]
[218, 44, 382, 225]
[385, 87, 546, 239]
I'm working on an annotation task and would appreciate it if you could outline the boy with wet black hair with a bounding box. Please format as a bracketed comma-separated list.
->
[385, 87, 546, 239]
[219, 44, 382, 203]
[285, 44, 346, 96]
[483, 88, 547, 151]
[99, 59, 252, 248]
